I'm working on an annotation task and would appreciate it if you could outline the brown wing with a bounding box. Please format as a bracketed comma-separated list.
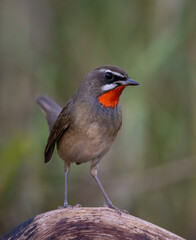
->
[44, 100, 72, 163]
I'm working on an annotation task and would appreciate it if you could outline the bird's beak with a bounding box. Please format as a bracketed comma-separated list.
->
[125, 78, 139, 86]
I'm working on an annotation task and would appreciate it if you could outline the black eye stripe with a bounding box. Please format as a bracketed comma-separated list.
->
[104, 71, 126, 82]
[117, 75, 126, 80]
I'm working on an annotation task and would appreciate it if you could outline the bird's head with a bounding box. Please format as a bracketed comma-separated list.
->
[76, 65, 139, 108]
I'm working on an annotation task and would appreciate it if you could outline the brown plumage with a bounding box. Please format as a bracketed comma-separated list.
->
[36, 65, 139, 213]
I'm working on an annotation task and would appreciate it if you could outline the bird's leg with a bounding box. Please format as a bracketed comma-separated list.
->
[58, 163, 81, 209]
[63, 163, 70, 208]
[90, 161, 122, 215]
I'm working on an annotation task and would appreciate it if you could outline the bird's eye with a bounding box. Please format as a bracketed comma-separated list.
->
[105, 72, 113, 80]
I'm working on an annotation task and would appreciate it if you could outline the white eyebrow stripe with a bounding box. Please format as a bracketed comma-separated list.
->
[99, 69, 125, 78]
[101, 83, 117, 92]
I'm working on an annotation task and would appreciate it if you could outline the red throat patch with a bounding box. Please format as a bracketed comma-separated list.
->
[98, 86, 125, 108]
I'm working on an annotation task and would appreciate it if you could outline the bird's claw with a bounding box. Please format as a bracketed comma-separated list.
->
[58, 203, 82, 209]
[74, 203, 82, 208]
[58, 205, 72, 209]
[104, 201, 128, 215]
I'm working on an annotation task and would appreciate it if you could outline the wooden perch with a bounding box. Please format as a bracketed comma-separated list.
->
[2, 207, 185, 240]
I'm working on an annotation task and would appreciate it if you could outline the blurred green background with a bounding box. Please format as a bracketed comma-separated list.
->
[0, 0, 196, 238]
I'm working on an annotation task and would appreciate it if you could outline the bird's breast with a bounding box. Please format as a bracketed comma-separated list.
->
[57, 101, 122, 164]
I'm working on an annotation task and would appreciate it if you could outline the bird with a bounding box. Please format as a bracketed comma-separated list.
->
[36, 65, 139, 213]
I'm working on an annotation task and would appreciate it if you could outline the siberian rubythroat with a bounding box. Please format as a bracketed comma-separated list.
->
[36, 65, 139, 213]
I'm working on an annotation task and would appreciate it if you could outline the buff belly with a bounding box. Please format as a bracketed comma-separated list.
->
[57, 122, 115, 164]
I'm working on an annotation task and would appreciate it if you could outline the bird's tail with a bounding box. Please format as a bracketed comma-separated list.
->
[36, 96, 62, 131]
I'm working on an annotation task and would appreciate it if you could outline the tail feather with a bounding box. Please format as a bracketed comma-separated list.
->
[36, 96, 62, 131]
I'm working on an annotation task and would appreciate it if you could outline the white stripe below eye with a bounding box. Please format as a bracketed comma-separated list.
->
[99, 69, 125, 79]
[101, 83, 117, 92]
[115, 80, 127, 85]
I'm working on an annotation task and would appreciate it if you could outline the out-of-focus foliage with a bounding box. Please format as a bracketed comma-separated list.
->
[0, 0, 196, 239]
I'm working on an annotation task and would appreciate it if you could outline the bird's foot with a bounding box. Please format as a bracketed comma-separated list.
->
[58, 203, 82, 209]
[74, 203, 82, 208]
[104, 202, 129, 215]
[58, 205, 72, 209]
